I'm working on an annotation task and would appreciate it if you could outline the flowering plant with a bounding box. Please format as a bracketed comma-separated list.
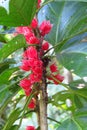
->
[17, 10, 64, 129]
[0, 0, 87, 130]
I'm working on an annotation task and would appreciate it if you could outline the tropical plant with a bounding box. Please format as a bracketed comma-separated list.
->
[0, 0, 87, 130]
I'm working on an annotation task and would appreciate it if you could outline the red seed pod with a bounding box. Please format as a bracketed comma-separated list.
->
[42, 42, 49, 50]
[39, 20, 52, 36]
[50, 63, 58, 73]
[28, 99, 36, 109]
[31, 18, 38, 29]
[26, 126, 35, 130]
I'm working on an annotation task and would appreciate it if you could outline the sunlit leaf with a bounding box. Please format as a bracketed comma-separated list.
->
[0, 0, 37, 26]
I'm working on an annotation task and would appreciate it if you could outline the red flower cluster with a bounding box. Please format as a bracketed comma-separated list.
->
[21, 46, 43, 84]
[19, 47, 43, 108]
[17, 18, 52, 109]
[16, 25, 39, 45]
[26, 126, 35, 130]
[16, 19, 52, 44]
[16, 0, 64, 129]
[19, 78, 32, 96]
[17, 17, 63, 109]
[39, 21, 53, 36]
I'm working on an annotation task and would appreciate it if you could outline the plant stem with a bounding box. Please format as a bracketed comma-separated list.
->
[18, 110, 35, 120]
[47, 117, 61, 124]
[36, 96, 40, 126]
[39, 82, 48, 130]
[18, 93, 35, 129]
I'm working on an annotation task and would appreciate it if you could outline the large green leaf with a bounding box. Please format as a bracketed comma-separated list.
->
[69, 79, 87, 99]
[51, 79, 87, 110]
[9, 125, 19, 130]
[39, 1, 87, 46]
[0, 59, 15, 73]
[0, 34, 7, 43]
[0, 34, 26, 62]
[57, 119, 79, 130]
[50, 90, 76, 111]
[57, 108, 87, 130]
[3, 108, 21, 130]
[0, 67, 19, 106]
[44, 0, 87, 3]
[0, 86, 20, 115]
[0, 0, 37, 26]
[69, 79, 87, 88]
[0, 67, 18, 84]
[71, 87, 87, 99]
[38, 1, 87, 77]
[74, 95, 87, 109]
[57, 41, 87, 77]
[69, 79, 87, 108]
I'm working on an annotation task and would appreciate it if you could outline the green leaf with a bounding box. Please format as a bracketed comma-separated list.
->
[9, 125, 19, 130]
[74, 95, 87, 109]
[51, 90, 73, 104]
[38, 1, 87, 44]
[39, 1, 87, 45]
[57, 108, 87, 130]
[51, 79, 87, 110]
[0, 0, 37, 26]
[18, 93, 35, 128]
[69, 79, 87, 99]
[73, 87, 87, 99]
[0, 59, 15, 73]
[38, 1, 87, 77]
[43, 0, 87, 3]
[57, 42, 87, 77]
[0, 84, 11, 106]
[74, 95, 83, 108]
[0, 34, 26, 62]
[69, 79, 87, 89]
[0, 67, 19, 104]
[3, 108, 21, 130]
[69, 79, 87, 108]
[50, 90, 76, 111]
[0, 34, 6, 43]
[0, 86, 20, 115]
[0, 67, 18, 84]
[57, 119, 79, 130]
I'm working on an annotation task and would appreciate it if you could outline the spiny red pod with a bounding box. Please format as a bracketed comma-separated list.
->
[31, 18, 38, 29]
[26, 126, 35, 130]
[28, 99, 36, 109]
[50, 63, 58, 73]
[42, 42, 49, 51]
[39, 20, 52, 36]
